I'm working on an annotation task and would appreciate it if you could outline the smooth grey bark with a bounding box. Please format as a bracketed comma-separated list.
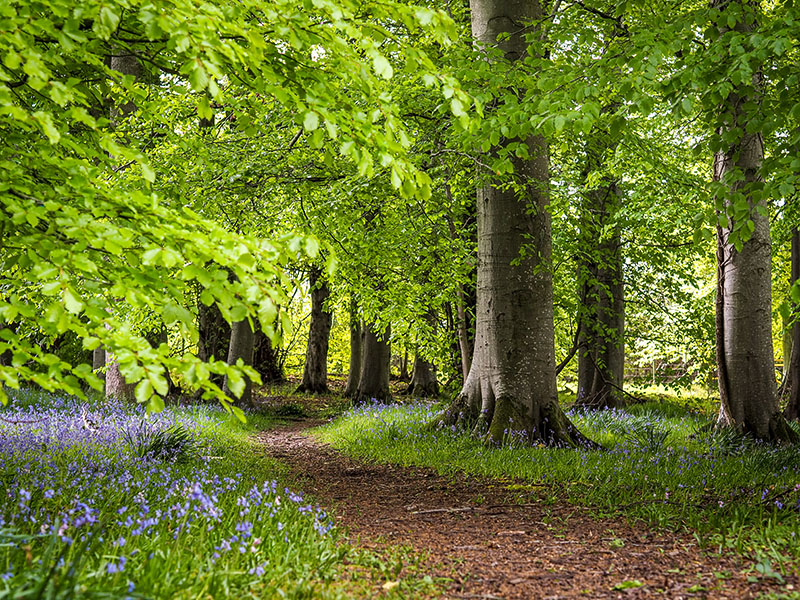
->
[104, 52, 141, 402]
[405, 355, 439, 398]
[344, 301, 363, 398]
[354, 324, 391, 404]
[438, 0, 588, 447]
[222, 319, 255, 406]
[297, 266, 332, 394]
[455, 287, 474, 382]
[575, 118, 625, 409]
[784, 228, 800, 420]
[92, 348, 106, 385]
[105, 354, 135, 400]
[713, 0, 794, 442]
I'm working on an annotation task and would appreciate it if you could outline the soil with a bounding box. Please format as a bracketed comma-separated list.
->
[258, 419, 797, 600]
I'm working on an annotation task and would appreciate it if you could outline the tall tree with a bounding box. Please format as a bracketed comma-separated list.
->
[711, 0, 795, 441]
[297, 266, 333, 394]
[784, 228, 800, 420]
[344, 301, 363, 398]
[575, 113, 625, 409]
[222, 319, 256, 407]
[354, 324, 391, 404]
[439, 0, 588, 446]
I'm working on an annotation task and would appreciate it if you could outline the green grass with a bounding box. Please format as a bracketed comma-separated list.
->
[315, 400, 800, 576]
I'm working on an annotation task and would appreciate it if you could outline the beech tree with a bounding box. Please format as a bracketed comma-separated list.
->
[438, 0, 588, 446]
[354, 324, 392, 404]
[574, 115, 625, 409]
[705, 0, 795, 441]
[297, 266, 333, 394]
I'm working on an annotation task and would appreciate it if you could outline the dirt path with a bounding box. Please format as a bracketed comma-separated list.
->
[259, 421, 792, 599]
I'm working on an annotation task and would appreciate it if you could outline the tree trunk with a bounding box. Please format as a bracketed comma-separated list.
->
[398, 350, 410, 382]
[784, 228, 800, 420]
[713, 0, 795, 442]
[297, 266, 332, 394]
[105, 354, 135, 400]
[575, 115, 625, 410]
[344, 301, 362, 397]
[437, 0, 589, 447]
[92, 348, 106, 391]
[455, 287, 474, 382]
[405, 355, 439, 398]
[354, 324, 391, 404]
[253, 328, 284, 383]
[222, 319, 255, 406]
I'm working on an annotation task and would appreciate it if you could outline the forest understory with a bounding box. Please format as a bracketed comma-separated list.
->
[257, 386, 800, 600]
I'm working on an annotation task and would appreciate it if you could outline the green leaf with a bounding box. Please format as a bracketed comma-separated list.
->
[303, 111, 319, 131]
[135, 379, 153, 404]
[95, 6, 121, 39]
[33, 111, 60, 144]
[141, 161, 155, 183]
[226, 369, 245, 398]
[229, 404, 247, 423]
[373, 53, 393, 79]
[791, 284, 800, 306]
[63, 288, 83, 315]
[147, 394, 165, 413]
[305, 236, 320, 258]
[163, 303, 193, 326]
[189, 62, 209, 92]
[612, 580, 644, 591]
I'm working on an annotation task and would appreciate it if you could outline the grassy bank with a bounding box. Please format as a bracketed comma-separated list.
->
[316, 400, 800, 578]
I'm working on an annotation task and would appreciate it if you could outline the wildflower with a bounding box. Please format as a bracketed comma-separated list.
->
[106, 557, 126, 574]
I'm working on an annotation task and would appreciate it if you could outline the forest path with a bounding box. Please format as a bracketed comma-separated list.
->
[258, 420, 785, 600]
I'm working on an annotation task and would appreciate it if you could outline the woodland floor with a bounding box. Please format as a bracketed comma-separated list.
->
[256, 400, 797, 599]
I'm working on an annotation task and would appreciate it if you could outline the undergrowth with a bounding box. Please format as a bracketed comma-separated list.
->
[316, 399, 800, 577]
[0, 389, 438, 599]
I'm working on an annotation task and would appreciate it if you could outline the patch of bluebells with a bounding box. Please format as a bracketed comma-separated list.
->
[0, 393, 336, 592]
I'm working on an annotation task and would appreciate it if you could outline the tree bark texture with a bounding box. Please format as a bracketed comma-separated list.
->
[456, 286, 474, 382]
[223, 319, 255, 406]
[105, 354, 135, 400]
[253, 328, 284, 382]
[575, 117, 625, 409]
[92, 348, 106, 386]
[784, 228, 800, 420]
[345, 301, 363, 398]
[354, 324, 391, 404]
[405, 355, 440, 398]
[439, 0, 588, 447]
[713, 0, 795, 442]
[297, 266, 333, 394]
